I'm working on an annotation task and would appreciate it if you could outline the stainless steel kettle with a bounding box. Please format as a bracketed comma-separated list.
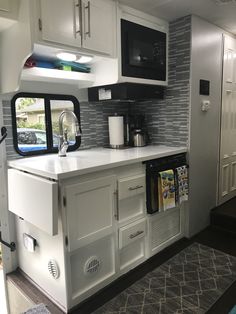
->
[132, 129, 147, 147]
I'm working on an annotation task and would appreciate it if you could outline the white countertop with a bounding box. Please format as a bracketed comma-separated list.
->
[8, 145, 187, 180]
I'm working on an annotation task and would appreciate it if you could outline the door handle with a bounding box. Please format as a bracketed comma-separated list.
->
[84, 1, 91, 38]
[113, 190, 119, 220]
[74, 0, 81, 37]
[128, 185, 143, 191]
[0, 231, 16, 252]
[0, 126, 7, 145]
[129, 230, 144, 239]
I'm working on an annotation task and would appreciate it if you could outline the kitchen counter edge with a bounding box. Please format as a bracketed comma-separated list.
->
[8, 146, 188, 180]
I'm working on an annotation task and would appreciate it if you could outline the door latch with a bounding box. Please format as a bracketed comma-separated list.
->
[0, 126, 7, 145]
[0, 231, 16, 252]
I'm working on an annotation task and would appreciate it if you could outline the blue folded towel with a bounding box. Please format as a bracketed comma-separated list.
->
[229, 305, 236, 314]
[54, 60, 90, 72]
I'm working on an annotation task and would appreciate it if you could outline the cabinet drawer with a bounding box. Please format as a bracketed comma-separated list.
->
[119, 218, 146, 249]
[120, 238, 146, 273]
[118, 174, 145, 200]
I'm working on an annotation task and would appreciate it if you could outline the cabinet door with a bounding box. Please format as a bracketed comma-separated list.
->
[81, 0, 115, 56]
[64, 175, 116, 251]
[0, 0, 9, 11]
[40, 0, 82, 47]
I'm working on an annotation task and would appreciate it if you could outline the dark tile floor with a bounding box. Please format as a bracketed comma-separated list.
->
[8, 227, 236, 314]
[92, 243, 236, 314]
[73, 227, 236, 314]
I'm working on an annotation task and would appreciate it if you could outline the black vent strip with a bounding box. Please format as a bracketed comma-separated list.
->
[214, 0, 234, 5]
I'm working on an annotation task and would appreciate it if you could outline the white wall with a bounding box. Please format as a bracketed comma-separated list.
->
[187, 16, 223, 237]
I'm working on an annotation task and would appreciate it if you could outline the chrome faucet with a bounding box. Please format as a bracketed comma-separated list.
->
[58, 109, 81, 157]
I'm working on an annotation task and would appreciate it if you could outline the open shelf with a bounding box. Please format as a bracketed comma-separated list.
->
[21, 67, 95, 88]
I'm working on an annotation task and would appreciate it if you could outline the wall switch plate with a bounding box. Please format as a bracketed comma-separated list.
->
[199, 79, 210, 96]
[23, 233, 37, 252]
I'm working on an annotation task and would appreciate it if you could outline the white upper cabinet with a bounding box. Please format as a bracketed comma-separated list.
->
[37, 0, 116, 56]
[0, 0, 10, 11]
[40, 0, 81, 48]
[81, 0, 116, 55]
[0, 0, 18, 31]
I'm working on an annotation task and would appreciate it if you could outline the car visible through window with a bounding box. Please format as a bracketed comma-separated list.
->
[17, 128, 60, 152]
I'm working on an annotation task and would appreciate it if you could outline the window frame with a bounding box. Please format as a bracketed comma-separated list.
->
[11, 92, 81, 156]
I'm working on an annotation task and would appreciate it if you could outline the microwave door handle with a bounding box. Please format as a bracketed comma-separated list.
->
[139, 55, 149, 62]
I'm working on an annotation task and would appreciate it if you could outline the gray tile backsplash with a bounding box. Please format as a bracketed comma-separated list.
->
[128, 16, 191, 146]
[3, 16, 191, 159]
[79, 101, 130, 149]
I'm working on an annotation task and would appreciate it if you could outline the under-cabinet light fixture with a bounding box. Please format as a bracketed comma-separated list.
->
[76, 55, 93, 64]
[56, 52, 77, 62]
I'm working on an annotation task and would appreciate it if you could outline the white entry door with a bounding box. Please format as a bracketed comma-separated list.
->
[0, 105, 17, 313]
[0, 244, 7, 314]
[219, 35, 236, 204]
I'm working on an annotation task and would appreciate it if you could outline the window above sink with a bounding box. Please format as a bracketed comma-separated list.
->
[11, 92, 81, 156]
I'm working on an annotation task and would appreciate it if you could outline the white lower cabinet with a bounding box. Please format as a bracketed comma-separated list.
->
[10, 163, 186, 312]
[119, 218, 147, 273]
[69, 234, 117, 307]
[64, 174, 117, 251]
[62, 173, 118, 308]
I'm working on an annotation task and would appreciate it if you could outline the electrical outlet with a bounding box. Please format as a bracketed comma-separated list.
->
[23, 233, 37, 252]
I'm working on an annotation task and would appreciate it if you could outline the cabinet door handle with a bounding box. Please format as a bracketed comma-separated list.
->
[128, 185, 143, 191]
[74, 0, 81, 37]
[129, 230, 144, 239]
[84, 1, 91, 38]
[113, 190, 119, 221]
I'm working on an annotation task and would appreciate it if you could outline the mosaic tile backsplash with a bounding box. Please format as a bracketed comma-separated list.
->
[3, 16, 191, 159]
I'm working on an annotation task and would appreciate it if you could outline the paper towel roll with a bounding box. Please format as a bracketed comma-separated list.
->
[108, 116, 124, 146]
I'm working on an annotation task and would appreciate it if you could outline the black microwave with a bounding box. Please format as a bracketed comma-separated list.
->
[121, 19, 167, 82]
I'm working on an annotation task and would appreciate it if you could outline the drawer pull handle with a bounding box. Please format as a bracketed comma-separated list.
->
[74, 1, 81, 36]
[113, 190, 119, 220]
[128, 185, 143, 191]
[129, 230, 144, 239]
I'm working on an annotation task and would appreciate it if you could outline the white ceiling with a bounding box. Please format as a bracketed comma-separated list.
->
[119, 0, 236, 35]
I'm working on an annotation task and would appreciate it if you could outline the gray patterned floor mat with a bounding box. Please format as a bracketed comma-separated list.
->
[23, 303, 51, 314]
[93, 243, 236, 314]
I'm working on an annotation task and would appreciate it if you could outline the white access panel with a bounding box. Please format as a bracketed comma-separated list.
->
[8, 169, 58, 236]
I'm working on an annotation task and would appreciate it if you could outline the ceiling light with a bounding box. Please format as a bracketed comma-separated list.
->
[76, 55, 93, 64]
[56, 52, 77, 62]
